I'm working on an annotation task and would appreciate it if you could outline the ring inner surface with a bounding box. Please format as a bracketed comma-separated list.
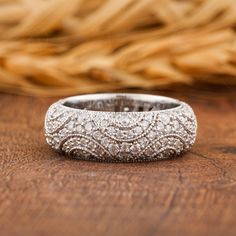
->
[63, 95, 180, 112]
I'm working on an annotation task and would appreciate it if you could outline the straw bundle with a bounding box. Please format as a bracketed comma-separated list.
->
[0, 0, 236, 96]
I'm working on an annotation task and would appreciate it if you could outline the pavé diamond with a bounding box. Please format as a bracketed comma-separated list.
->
[93, 131, 103, 140]
[101, 137, 110, 147]
[121, 143, 130, 153]
[139, 137, 149, 148]
[85, 122, 93, 131]
[160, 114, 170, 124]
[108, 144, 119, 156]
[130, 144, 141, 154]
[148, 130, 156, 139]
[67, 122, 74, 130]
[133, 126, 142, 134]
[45, 94, 197, 161]
[77, 125, 84, 132]
[117, 114, 132, 126]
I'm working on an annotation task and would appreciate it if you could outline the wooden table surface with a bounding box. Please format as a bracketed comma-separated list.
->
[0, 88, 236, 236]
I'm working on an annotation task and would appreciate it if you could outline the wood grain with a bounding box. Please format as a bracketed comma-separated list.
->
[0, 88, 236, 236]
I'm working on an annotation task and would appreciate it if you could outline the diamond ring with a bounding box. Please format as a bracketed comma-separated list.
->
[45, 93, 197, 162]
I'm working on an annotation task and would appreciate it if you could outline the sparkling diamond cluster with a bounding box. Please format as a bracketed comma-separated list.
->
[45, 98, 197, 162]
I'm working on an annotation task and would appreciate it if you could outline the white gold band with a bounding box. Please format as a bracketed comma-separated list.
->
[45, 93, 197, 162]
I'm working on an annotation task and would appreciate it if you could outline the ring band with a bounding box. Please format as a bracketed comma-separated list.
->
[45, 93, 197, 162]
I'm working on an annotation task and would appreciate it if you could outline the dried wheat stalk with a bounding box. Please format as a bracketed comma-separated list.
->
[0, 0, 236, 96]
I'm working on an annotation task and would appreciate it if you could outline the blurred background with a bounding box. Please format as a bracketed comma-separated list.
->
[1, 2, 236, 236]
[0, 0, 236, 96]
